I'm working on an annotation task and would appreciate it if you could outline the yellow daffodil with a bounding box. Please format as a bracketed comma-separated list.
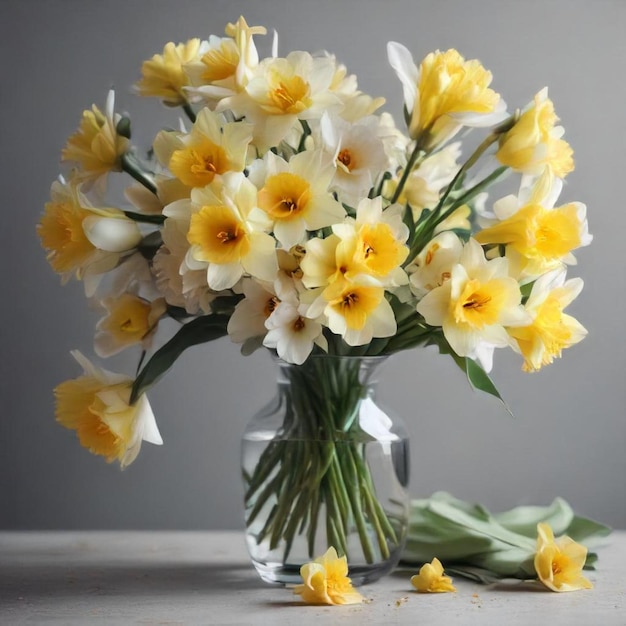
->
[476, 174, 591, 281]
[411, 558, 457, 593]
[155, 108, 253, 189]
[387, 43, 507, 150]
[55, 351, 162, 468]
[319, 275, 397, 346]
[185, 17, 266, 108]
[62, 90, 129, 185]
[255, 150, 345, 249]
[497, 88, 574, 179]
[38, 180, 142, 295]
[534, 522, 593, 592]
[94, 294, 167, 357]
[416, 238, 529, 372]
[332, 197, 409, 286]
[293, 547, 364, 605]
[135, 39, 203, 106]
[509, 270, 587, 372]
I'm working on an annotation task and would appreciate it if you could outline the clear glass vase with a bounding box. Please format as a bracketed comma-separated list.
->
[241, 354, 410, 586]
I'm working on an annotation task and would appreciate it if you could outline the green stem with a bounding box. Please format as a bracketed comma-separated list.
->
[182, 103, 197, 124]
[391, 144, 426, 204]
[121, 154, 157, 194]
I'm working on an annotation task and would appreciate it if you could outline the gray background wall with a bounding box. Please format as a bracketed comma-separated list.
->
[1, 0, 624, 531]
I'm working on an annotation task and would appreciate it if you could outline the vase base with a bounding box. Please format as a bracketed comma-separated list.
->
[251, 555, 401, 587]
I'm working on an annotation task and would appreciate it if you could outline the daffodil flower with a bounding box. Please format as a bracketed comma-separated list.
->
[61, 90, 129, 186]
[534, 522, 593, 592]
[154, 108, 253, 189]
[293, 547, 364, 605]
[475, 173, 591, 281]
[94, 294, 167, 357]
[182, 172, 278, 291]
[387, 43, 507, 150]
[497, 88, 574, 180]
[54, 351, 162, 468]
[135, 39, 203, 106]
[509, 269, 587, 372]
[411, 558, 457, 593]
[38, 180, 142, 296]
[254, 150, 345, 249]
[416, 238, 529, 372]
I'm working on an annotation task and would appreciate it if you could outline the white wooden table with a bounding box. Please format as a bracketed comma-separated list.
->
[1, 531, 624, 625]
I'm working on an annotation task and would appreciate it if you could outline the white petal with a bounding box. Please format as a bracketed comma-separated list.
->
[83, 217, 142, 252]
[387, 41, 418, 113]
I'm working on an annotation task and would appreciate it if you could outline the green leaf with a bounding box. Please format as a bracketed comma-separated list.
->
[464, 358, 513, 416]
[427, 333, 512, 413]
[129, 314, 229, 404]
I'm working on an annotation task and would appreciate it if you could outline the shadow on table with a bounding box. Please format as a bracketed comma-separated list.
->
[1, 561, 269, 601]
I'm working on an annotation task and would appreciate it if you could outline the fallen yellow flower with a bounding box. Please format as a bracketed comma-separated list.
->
[411, 557, 457, 593]
[293, 547, 364, 605]
[534, 522, 593, 592]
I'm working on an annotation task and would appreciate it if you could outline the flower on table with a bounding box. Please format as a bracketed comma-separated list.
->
[534, 522, 593, 592]
[61, 90, 129, 186]
[293, 547, 364, 605]
[54, 351, 162, 468]
[411, 557, 457, 593]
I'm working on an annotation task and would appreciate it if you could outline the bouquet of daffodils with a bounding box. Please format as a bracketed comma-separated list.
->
[40, 16, 590, 550]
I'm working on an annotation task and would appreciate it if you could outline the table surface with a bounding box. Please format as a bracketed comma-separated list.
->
[0, 530, 624, 625]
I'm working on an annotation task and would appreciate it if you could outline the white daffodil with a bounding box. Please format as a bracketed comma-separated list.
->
[475, 172, 592, 282]
[184, 172, 278, 290]
[508, 269, 587, 372]
[224, 51, 341, 149]
[94, 293, 167, 357]
[327, 58, 386, 122]
[156, 201, 217, 314]
[227, 278, 278, 346]
[416, 238, 529, 371]
[387, 43, 507, 150]
[320, 112, 389, 205]
[408, 230, 464, 296]
[264, 299, 327, 365]
[54, 351, 162, 468]
[253, 150, 345, 249]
